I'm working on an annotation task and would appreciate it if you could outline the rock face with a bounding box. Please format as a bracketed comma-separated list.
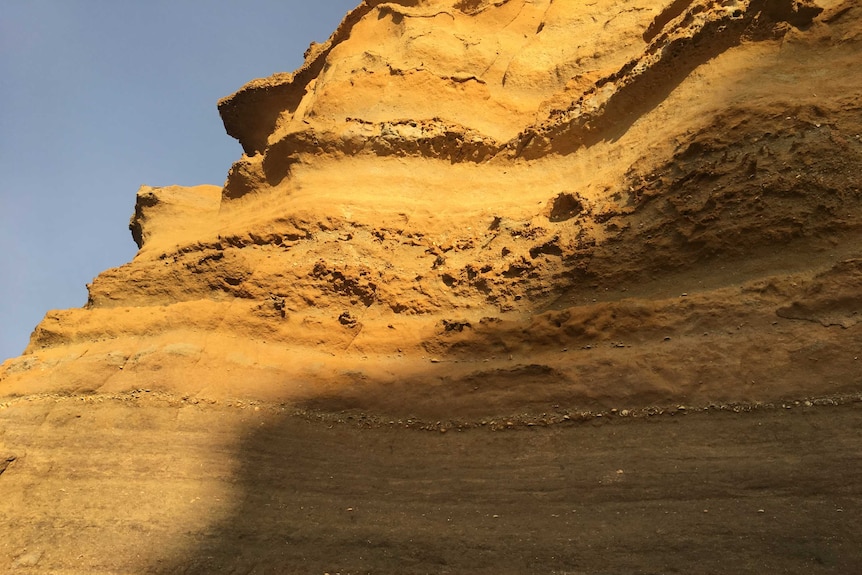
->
[2, 0, 861, 419]
[3, 5, 862, 573]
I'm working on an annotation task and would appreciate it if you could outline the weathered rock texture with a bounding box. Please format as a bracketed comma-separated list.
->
[4, 3, 862, 574]
[2, 0, 861, 419]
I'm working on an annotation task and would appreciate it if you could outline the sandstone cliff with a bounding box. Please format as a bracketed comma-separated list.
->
[2, 0, 860, 421]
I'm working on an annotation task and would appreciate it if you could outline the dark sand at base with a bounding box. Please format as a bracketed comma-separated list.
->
[2, 395, 860, 574]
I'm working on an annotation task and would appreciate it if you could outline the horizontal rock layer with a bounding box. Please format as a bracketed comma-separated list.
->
[2, 0, 861, 419]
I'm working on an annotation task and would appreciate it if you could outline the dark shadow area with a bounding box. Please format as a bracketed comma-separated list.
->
[643, 0, 695, 43]
[148, 4, 856, 572]
[154, 405, 862, 574]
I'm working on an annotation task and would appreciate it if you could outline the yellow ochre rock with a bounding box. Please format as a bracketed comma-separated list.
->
[2, 0, 861, 419]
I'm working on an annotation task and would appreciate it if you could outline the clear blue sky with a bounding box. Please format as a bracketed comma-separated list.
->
[0, 1, 358, 362]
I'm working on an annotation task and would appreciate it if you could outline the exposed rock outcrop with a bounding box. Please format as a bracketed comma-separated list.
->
[2, 0, 861, 420]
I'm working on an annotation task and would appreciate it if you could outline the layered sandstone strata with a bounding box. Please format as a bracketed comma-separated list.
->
[2, 0, 860, 419]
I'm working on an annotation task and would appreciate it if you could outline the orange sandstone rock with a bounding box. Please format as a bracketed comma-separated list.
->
[2, 0, 861, 419]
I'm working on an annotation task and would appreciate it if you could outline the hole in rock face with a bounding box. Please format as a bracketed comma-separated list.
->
[763, 0, 823, 28]
[442, 319, 472, 332]
[338, 311, 358, 327]
[547, 193, 585, 222]
[529, 241, 563, 259]
[454, 0, 487, 14]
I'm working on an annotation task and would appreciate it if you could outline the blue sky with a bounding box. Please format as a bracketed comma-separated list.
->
[0, 1, 358, 361]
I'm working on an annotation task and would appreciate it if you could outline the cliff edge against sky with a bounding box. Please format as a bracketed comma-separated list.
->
[2, 0, 860, 421]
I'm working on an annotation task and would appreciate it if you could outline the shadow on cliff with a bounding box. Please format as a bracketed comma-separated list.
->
[146, 5, 851, 571]
[146, 254, 862, 574]
[149, 391, 862, 574]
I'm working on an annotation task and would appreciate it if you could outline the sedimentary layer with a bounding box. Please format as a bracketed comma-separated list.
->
[2, 0, 860, 419]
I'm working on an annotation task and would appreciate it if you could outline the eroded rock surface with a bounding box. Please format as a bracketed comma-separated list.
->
[2, 0, 861, 419]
